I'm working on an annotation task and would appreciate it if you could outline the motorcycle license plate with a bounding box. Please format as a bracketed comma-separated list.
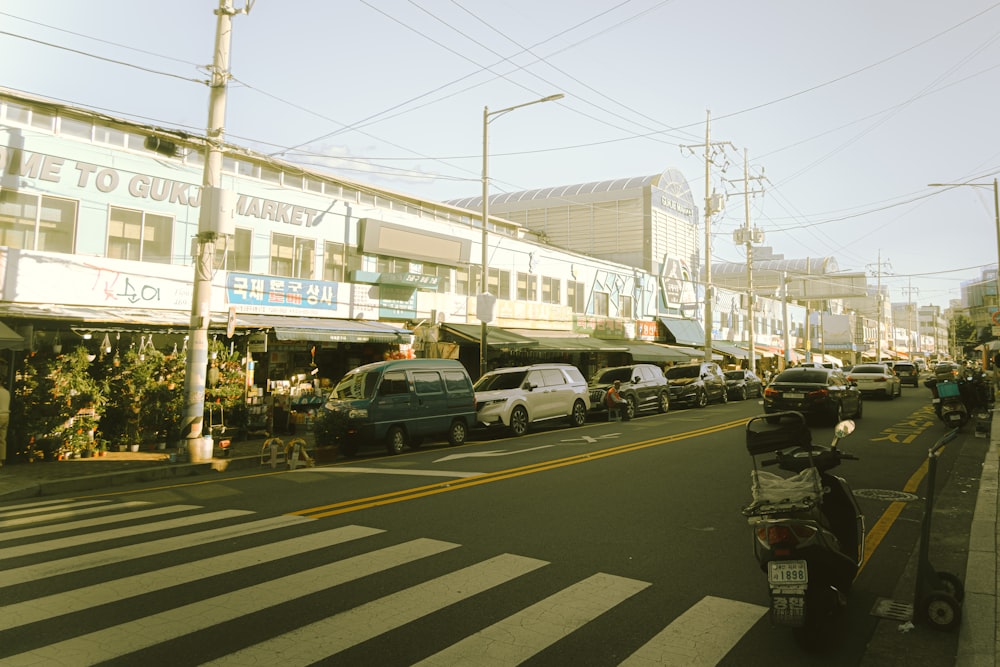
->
[769, 560, 808, 585]
[931, 398, 940, 404]
[948, 413, 963, 421]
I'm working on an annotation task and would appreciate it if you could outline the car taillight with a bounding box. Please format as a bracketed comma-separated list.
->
[764, 387, 779, 398]
[806, 388, 828, 399]
[873, 376, 886, 382]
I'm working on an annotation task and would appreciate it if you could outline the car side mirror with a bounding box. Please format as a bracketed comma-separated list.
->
[632, 376, 640, 384]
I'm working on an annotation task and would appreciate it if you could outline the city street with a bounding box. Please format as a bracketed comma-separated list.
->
[0, 389, 982, 665]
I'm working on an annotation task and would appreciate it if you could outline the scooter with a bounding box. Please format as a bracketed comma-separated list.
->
[743, 411, 863, 649]
[928, 378, 969, 428]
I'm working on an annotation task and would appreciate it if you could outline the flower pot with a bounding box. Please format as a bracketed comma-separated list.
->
[129, 444, 140, 453]
[118, 445, 127, 452]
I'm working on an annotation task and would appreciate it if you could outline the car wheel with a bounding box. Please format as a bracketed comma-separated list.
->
[719, 388, 729, 405]
[569, 400, 587, 427]
[830, 401, 844, 426]
[509, 406, 529, 436]
[625, 395, 637, 420]
[446, 419, 467, 446]
[657, 391, 670, 413]
[739, 386, 748, 401]
[385, 426, 406, 455]
[696, 390, 708, 408]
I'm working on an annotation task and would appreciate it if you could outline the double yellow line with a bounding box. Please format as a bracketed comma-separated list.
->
[292, 417, 749, 519]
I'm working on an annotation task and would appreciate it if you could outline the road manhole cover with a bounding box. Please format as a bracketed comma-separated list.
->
[853, 489, 919, 502]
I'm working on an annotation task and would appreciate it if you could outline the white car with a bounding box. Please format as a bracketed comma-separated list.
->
[474, 363, 590, 436]
[846, 363, 902, 399]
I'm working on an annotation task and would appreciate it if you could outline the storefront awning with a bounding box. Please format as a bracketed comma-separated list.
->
[238, 314, 412, 344]
[0, 303, 228, 331]
[0, 320, 24, 350]
[506, 329, 629, 352]
[712, 342, 749, 359]
[621, 342, 690, 363]
[439, 323, 538, 348]
[659, 317, 706, 347]
[658, 344, 723, 362]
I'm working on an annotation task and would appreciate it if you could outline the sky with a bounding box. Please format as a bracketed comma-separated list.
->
[2, 0, 999, 311]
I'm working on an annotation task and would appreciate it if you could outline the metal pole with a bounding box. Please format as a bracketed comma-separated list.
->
[994, 178, 1000, 312]
[742, 149, 756, 374]
[480, 105, 489, 378]
[703, 111, 713, 364]
[182, 0, 238, 458]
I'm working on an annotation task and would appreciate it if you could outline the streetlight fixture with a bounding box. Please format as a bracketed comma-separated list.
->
[928, 179, 1000, 337]
[479, 93, 564, 377]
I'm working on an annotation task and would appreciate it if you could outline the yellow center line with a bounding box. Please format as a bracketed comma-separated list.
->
[292, 417, 750, 519]
[859, 455, 933, 573]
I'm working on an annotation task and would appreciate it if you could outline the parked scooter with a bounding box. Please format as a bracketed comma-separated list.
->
[743, 411, 863, 649]
[925, 363, 988, 429]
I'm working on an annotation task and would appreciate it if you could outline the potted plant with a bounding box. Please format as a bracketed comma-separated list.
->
[311, 408, 343, 462]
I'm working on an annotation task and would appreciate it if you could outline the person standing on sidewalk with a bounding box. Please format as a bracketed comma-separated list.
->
[0, 380, 9, 468]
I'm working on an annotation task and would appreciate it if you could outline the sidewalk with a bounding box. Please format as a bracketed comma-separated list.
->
[0, 432, 317, 501]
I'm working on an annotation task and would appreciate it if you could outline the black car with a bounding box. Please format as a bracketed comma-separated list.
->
[664, 362, 728, 408]
[763, 366, 863, 424]
[588, 364, 670, 419]
[890, 361, 920, 387]
[723, 369, 764, 400]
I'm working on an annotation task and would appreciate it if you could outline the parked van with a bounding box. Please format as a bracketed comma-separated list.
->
[323, 359, 477, 456]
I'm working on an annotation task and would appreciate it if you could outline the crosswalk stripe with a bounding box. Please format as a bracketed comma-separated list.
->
[0, 503, 191, 542]
[619, 595, 767, 666]
[0, 514, 309, 587]
[4, 537, 459, 665]
[0, 508, 251, 562]
[416, 572, 650, 666]
[204, 553, 549, 667]
[0, 499, 115, 520]
[0, 524, 384, 630]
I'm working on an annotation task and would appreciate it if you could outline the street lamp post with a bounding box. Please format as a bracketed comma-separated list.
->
[928, 179, 1000, 336]
[479, 93, 563, 378]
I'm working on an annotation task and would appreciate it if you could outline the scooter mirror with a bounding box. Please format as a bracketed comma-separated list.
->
[834, 420, 856, 438]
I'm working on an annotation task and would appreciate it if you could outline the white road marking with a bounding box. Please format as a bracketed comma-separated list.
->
[620, 595, 767, 666]
[435, 445, 553, 462]
[416, 572, 650, 666]
[203, 553, 549, 666]
[6, 538, 460, 665]
[306, 466, 484, 478]
[561, 433, 621, 444]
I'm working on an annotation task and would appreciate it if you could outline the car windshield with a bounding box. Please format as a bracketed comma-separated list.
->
[665, 365, 699, 379]
[593, 368, 632, 384]
[474, 370, 527, 391]
[332, 370, 379, 400]
[724, 371, 745, 380]
[774, 369, 828, 383]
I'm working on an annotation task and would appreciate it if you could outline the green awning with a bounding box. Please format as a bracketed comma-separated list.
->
[621, 342, 690, 362]
[712, 342, 749, 359]
[438, 323, 538, 348]
[659, 317, 706, 347]
[237, 314, 412, 344]
[506, 329, 628, 352]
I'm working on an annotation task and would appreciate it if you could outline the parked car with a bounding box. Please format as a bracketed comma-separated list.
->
[723, 369, 764, 400]
[588, 364, 670, 419]
[664, 362, 728, 408]
[474, 363, 590, 436]
[323, 358, 478, 456]
[763, 366, 863, 424]
[890, 361, 920, 387]
[846, 363, 902, 399]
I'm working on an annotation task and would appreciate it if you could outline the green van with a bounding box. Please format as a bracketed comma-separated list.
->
[323, 358, 477, 456]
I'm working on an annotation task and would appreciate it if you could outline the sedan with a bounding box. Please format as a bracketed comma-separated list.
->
[846, 363, 902, 399]
[763, 367, 863, 424]
[723, 369, 763, 400]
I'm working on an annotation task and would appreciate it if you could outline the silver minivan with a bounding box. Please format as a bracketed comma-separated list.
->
[474, 363, 590, 436]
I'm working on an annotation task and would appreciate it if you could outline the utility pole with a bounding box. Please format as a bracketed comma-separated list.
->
[725, 148, 766, 373]
[181, 0, 249, 461]
[681, 111, 732, 364]
[866, 252, 892, 363]
[902, 280, 919, 359]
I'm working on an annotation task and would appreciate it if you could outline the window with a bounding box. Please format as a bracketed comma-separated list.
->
[376, 256, 410, 274]
[217, 227, 251, 272]
[516, 272, 538, 301]
[456, 267, 473, 296]
[619, 294, 633, 318]
[324, 241, 347, 282]
[270, 233, 314, 278]
[94, 125, 126, 147]
[413, 371, 443, 395]
[0, 190, 76, 253]
[594, 291, 609, 316]
[567, 281, 585, 313]
[59, 115, 93, 140]
[541, 276, 561, 305]
[259, 165, 282, 184]
[379, 370, 409, 396]
[107, 206, 173, 263]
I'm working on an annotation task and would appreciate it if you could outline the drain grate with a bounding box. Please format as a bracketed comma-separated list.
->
[871, 597, 913, 621]
[853, 489, 919, 502]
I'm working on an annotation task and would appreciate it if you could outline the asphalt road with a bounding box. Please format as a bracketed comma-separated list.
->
[0, 385, 979, 665]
